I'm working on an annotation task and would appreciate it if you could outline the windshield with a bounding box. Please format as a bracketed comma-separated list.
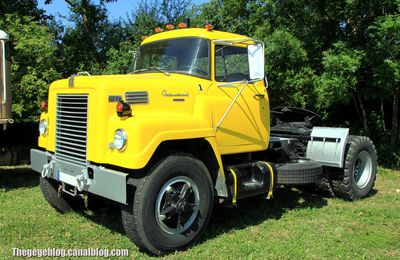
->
[130, 38, 210, 79]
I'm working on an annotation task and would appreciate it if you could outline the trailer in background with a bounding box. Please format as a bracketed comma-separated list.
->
[0, 29, 37, 165]
[0, 29, 12, 129]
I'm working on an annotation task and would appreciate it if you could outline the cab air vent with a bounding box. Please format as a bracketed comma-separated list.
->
[125, 91, 148, 104]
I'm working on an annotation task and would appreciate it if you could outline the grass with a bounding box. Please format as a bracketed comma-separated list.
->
[0, 166, 399, 259]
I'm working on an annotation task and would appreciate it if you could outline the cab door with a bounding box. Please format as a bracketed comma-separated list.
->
[208, 43, 270, 153]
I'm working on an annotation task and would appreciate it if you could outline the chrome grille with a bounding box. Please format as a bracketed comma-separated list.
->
[125, 91, 148, 104]
[55, 94, 88, 165]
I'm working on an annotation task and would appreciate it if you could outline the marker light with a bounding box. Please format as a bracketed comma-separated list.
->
[154, 27, 163, 33]
[116, 100, 132, 117]
[40, 100, 48, 111]
[166, 24, 174, 30]
[141, 35, 148, 41]
[205, 24, 213, 31]
[178, 23, 187, 29]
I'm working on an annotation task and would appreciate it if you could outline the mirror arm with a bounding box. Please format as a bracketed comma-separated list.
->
[264, 73, 269, 90]
[216, 82, 247, 131]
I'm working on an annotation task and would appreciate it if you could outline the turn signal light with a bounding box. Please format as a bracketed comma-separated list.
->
[166, 24, 174, 30]
[41, 100, 48, 111]
[205, 24, 213, 31]
[116, 100, 132, 117]
[178, 22, 187, 29]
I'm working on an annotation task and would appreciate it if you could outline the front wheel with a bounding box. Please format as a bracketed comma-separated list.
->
[121, 155, 214, 255]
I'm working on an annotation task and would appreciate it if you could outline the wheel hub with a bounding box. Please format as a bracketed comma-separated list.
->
[353, 150, 372, 189]
[176, 200, 188, 213]
[155, 176, 200, 235]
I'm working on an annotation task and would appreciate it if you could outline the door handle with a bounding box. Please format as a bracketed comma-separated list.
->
[254, 93, 265, 98]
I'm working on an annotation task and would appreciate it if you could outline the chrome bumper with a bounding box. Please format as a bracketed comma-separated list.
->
[30, 149, 128, 204]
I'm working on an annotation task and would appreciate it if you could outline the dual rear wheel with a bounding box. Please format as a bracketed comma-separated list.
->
[317, 136, 377, 200]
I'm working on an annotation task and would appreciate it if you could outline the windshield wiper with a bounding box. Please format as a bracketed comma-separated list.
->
[130, 66, 170, 76]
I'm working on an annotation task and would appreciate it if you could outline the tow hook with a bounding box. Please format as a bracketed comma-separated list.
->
[57, 184, 63, 198]
[76, 169, 91, 192]
[84, 192, 89, 208]
[41, 160, 54, 178]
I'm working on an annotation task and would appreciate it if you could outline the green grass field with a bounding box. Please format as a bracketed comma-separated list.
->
[0, 166, 399, 259]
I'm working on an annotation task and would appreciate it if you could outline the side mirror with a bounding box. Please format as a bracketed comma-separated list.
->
[247, 44, 264, 81]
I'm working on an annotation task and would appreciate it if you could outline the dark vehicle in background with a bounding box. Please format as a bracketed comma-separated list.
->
[0, 29, 37, 165]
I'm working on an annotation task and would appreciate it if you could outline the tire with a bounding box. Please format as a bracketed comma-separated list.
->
[40, 176, 83, 212]
[316, 174, 336, 197]
[121, 154, 214, 256]
[276, 160, 323, 185]
[331, 136, 377, 200]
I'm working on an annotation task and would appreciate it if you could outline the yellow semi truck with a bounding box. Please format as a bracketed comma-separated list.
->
[30, 27, 377, 255]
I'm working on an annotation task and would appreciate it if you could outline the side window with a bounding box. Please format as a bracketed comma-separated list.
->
[215, 45, 249, 82]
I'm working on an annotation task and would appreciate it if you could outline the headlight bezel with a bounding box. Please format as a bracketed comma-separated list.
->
[113, 129, 127, 150]
[39, 119, 48, 136]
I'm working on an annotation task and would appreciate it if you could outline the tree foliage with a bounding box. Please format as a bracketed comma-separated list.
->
[0, 14, 60, 122]
[263, 30, 315, 108]
[317, 42, 364, 108]
[2, 0, 400, 165]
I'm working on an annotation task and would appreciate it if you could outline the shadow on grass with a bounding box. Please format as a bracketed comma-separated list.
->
[202, 186, 328, 242]
[81, 199, 126, 235]
[75, 185, 330, 243]
[0, 167, 376, 249]
[0, 166, 38, 191]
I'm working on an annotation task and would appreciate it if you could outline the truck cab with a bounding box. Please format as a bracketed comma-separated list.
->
[31, 27, 377, 255]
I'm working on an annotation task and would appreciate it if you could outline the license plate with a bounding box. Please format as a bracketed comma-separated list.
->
[57, 170, 77, 187]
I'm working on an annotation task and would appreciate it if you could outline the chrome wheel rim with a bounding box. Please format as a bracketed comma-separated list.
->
[353, 151, 372, 189]
[155, 176, 200, 235]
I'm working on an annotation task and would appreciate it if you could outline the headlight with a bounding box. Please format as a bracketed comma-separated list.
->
[39, 119, 48, 136]
[113, 129, 127, 150]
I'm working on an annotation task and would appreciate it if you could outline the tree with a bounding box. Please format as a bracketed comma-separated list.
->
[102, 41, 136, 74]
[0, 0, 46, 22]
[199, 0, 267, 35]
[50, 0, 125, 76]
[0, 14, 60, 122]
[261, 29, 316, 109]
[369, 14, 400, 150]
[129, 0, 192, 40]
[316, 42, 366, 130]
[101, 0, 195, 75]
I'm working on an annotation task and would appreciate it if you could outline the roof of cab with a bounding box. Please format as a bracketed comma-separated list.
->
[141, 28, 249, 45]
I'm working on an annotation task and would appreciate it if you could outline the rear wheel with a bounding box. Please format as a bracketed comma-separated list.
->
[121, 154, 214, 255]
[331, 136, 377, 200]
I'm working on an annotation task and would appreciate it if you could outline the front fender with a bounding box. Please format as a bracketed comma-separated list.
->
[103, 115, 215, 169]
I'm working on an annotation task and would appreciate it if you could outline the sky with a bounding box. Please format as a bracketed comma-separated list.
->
[38, 0, 209, 24]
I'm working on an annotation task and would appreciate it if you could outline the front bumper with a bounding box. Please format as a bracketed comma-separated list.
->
[31, 149, 128, 204]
